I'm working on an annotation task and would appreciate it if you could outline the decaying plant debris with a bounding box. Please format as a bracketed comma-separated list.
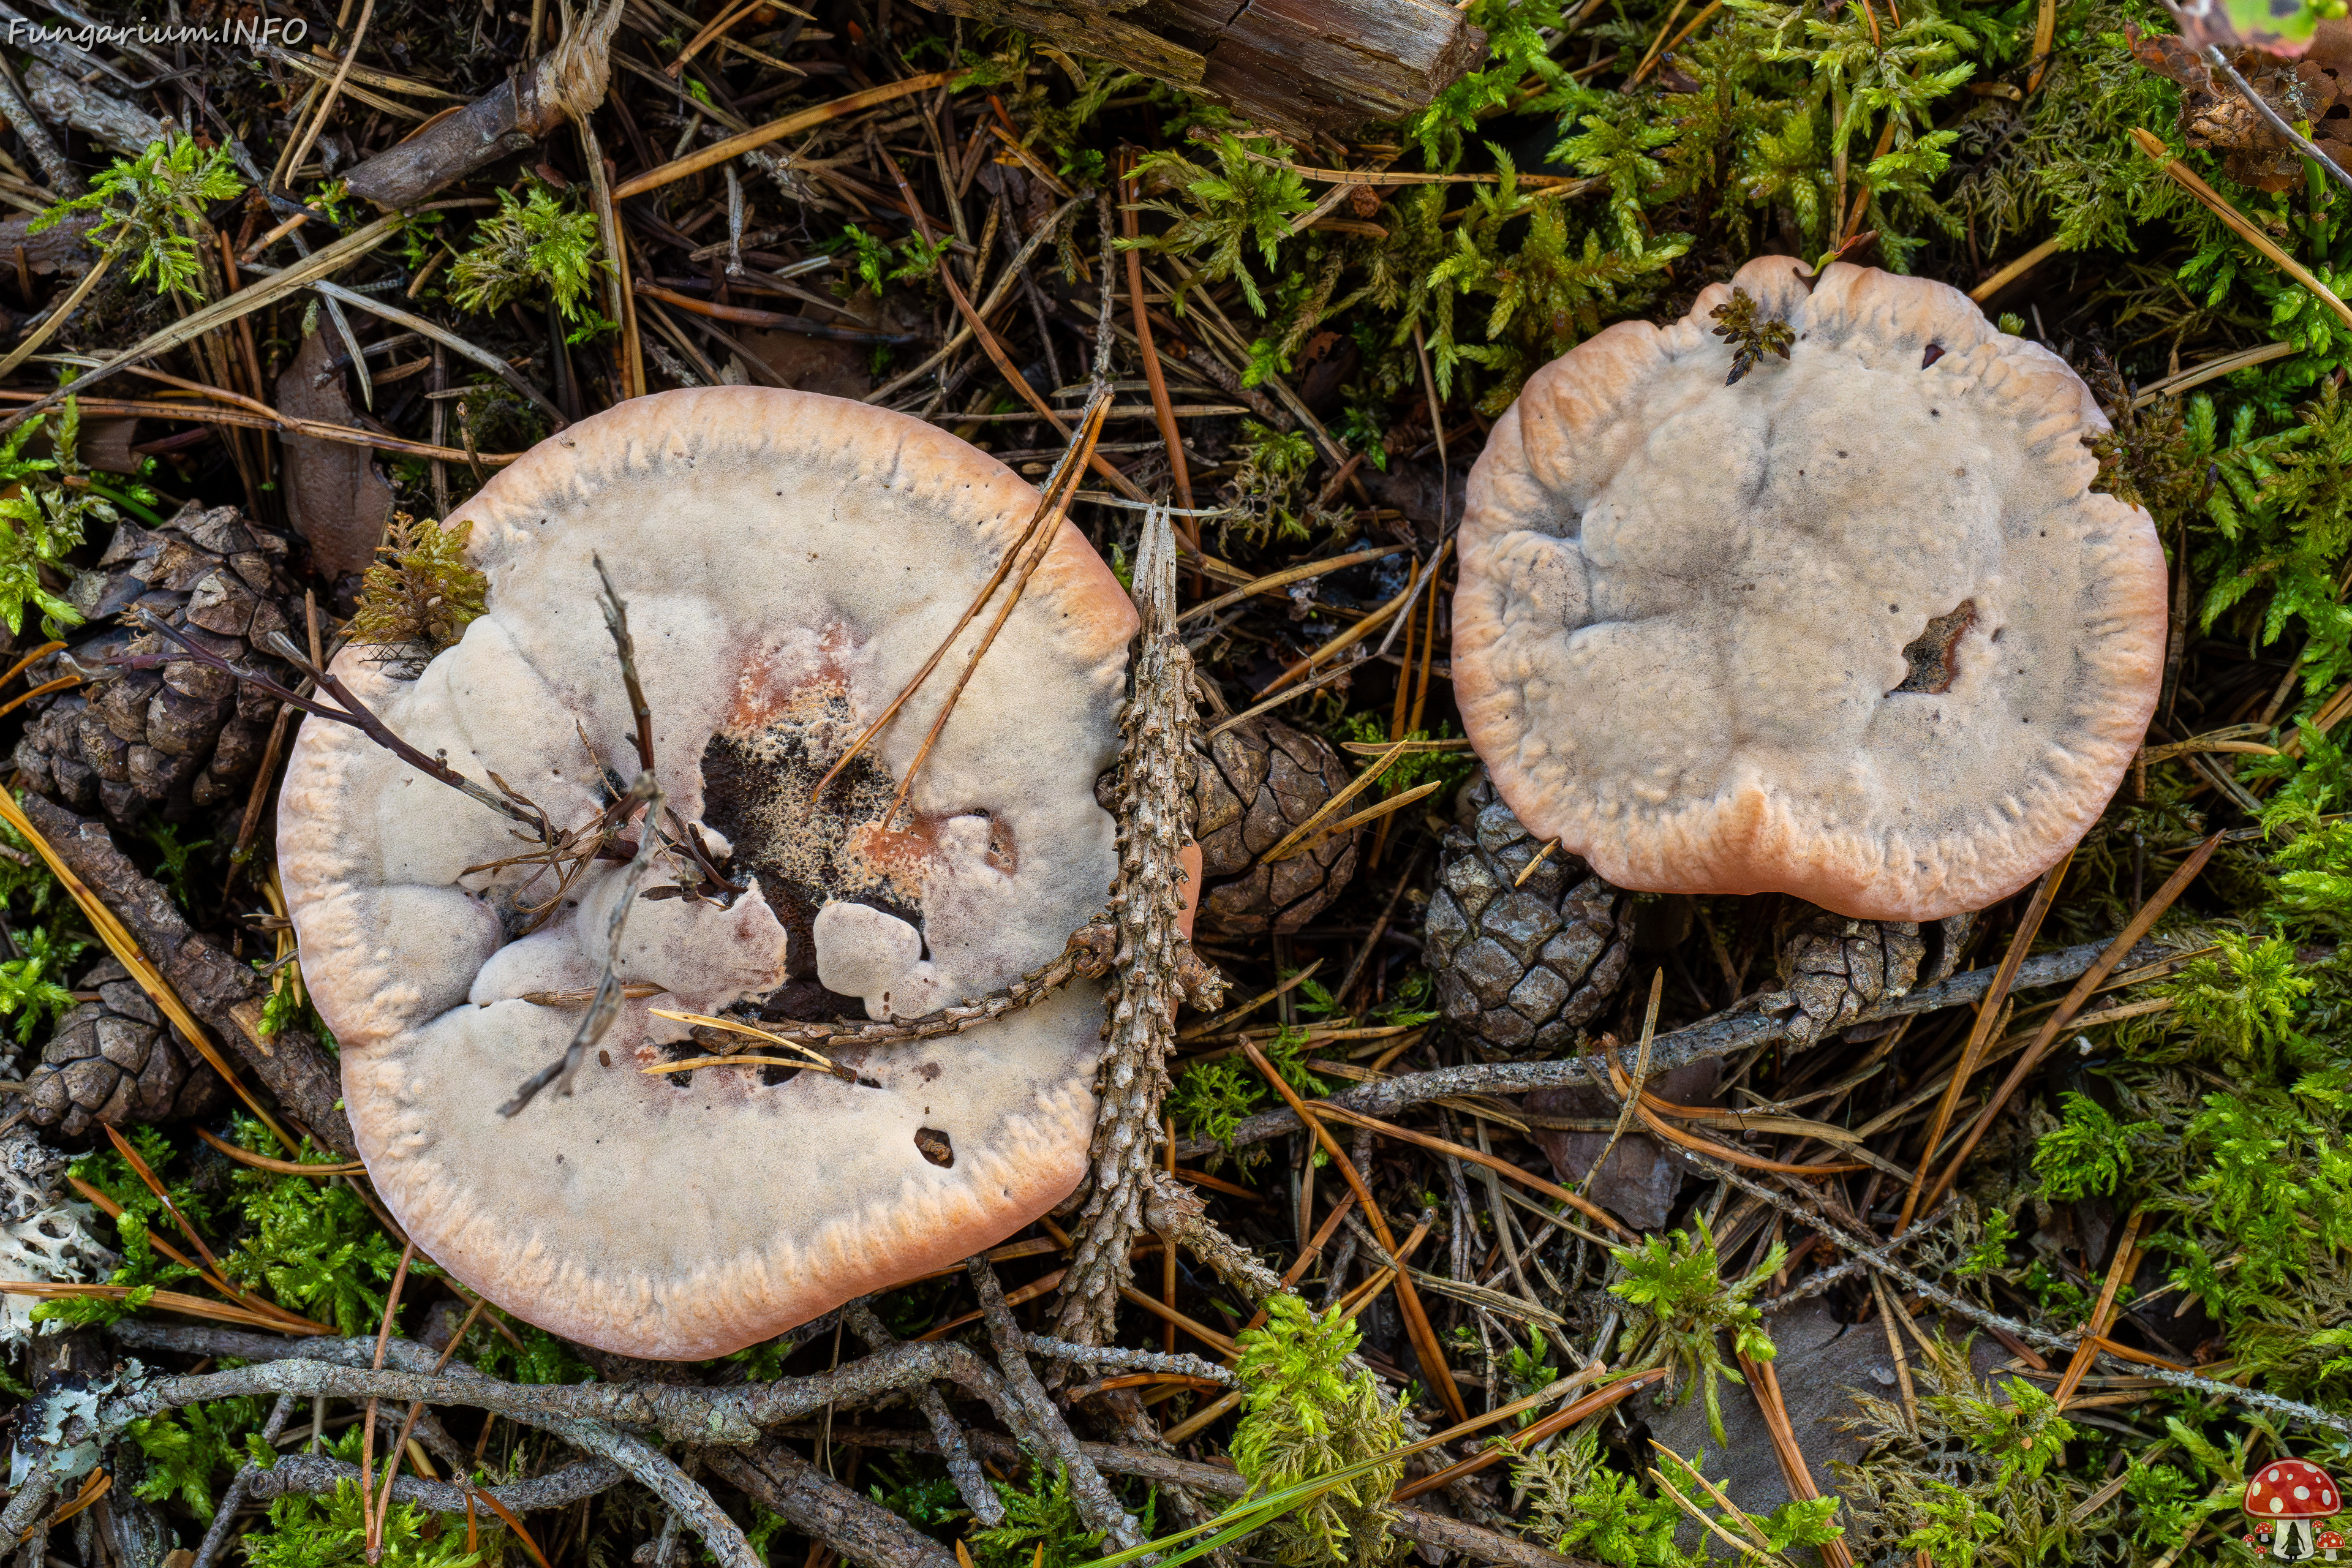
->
[0, 1, 2348, 1566]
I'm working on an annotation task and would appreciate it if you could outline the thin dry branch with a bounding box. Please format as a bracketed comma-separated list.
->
[1177, 935, 2162, 1159]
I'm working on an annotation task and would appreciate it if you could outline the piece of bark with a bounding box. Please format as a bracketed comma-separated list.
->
[342, 1, 625, 211]
[0, 213, 100, 276]
[1528, 1061, 1719, 1233]
[24, 61, 164, 155]
[342, 75, 553, 211]
[13, 793, 357, 1155]
[699, 1442, 959, 1568]
[909, 0, 1485, 135]
[275, 330, 395, 581]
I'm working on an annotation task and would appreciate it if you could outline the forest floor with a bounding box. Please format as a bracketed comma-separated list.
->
[0, 1, 2340, 1567]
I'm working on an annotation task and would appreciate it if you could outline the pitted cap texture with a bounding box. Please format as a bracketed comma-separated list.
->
[280, 387, 1136, 1359]
[1455, 256, 2167, 921]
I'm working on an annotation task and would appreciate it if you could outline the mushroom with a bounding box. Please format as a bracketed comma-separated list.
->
[279, 387, 1137, 1360]
[1453, 256, 2168, 922]
[2247, 1458, 2343, 1562]
[2319, 1528, 2343, 1560]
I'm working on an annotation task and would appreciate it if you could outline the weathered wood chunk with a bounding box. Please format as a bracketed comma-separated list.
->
[912, 0, 1486, 135]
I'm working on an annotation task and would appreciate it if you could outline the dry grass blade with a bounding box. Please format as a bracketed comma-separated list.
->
[1122, 154, 1193, 518]
[642, 1055, 826, 1074]
[1310, 1100, 1631, 1237]
[1240, 1040, 1471, 1425]
[0, 641, 64, 693]
[192, 1128, 364, 1176]
[1580, 971, 1663, 1198]
[1176, 546, 1406, 626]
[0, 203, 489, 437]
[360, 1239, 416, 1561]
[32, 1469, 111, 1541]
[881, 394, 1117, 824]
[65, 1174, 335, 1335]
[644, 1008, 843, 1069]
[281, 0, 377, 186]
[1389, 1369, 1651, 1502]
[1740, 1346, 1858, 1568]
[1265, 782, 1442, 864]
[0, 246, 116, 380]
[1601, 1052, 1869, 1177]
[0, 675, 80, 721]
[1259, 739, 1412, 864]
[2130, 128, 2352, 329]
[1176, 963, 1326, 1048]
[1919, 831, 2221, 1216]
[2053, 1207, 2143, 1409]
[613, 73, 954, 198]
[0, 1281, 330, 1334]
[810, 393, 1104, 803]
[1899, 850, 2073, 1230]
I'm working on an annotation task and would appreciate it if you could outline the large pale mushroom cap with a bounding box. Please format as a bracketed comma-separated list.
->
[1455, 256, 2167, 922]
[280, 388, 1136, 1359]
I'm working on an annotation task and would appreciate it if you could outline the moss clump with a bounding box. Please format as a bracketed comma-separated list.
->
[349, 514, 489, 663]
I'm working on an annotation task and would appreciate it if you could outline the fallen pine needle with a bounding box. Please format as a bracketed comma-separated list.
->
[194, 1126, 365, 1175]
[646, 1008, 842, 1069]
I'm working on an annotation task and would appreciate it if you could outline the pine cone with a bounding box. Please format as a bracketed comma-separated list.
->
[22, 957, 225, 1135]
[1757, 905, 1976, 1046]
[14, 503, 298, 826]
[1189, 715, 1360, 937]
[1424, 774, 1631, 1049]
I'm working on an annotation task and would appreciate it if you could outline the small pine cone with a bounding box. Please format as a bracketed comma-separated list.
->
[13, 503, 298, 826]
[1423, 774, 1632, 1050]
[1755, 908, 1926, 1046]
[1188, 715, 1360, 937]
[22, 958, 225, 1136]
[1757, 905, 1975, 1045]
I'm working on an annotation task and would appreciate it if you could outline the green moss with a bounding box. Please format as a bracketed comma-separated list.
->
[1229, 1296, 1408, 1568]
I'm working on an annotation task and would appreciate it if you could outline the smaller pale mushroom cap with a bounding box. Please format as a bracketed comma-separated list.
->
[2250, 1461, 2343, 1518]
[1455, 256, 2168, 922]
[280, 388, 1137, 1359]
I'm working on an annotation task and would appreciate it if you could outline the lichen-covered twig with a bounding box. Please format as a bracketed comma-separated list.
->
[193, 1395, 298, 1568]
[1020, 1332, 1234, 1383]
[244, 1454, 627, 1513]
[845, 1301, 1003, 1527]
[106, 1324, 1025, 1446]
[698, 1442, 959, 1568]
[1178, 935, 2162, 1160]
[1052, 506, 1226, 1348]
[746, 916, 1117, 1047]
[970, 1257, 1145, 1552]
[1142, 1170, 1284, 1305]
[763, 1424, 1601, 1568]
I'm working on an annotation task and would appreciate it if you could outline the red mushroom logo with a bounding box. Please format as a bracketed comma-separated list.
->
[2247, 1460, 2343, 1561]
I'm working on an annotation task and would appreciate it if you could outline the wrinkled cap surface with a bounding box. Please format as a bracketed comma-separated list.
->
[280, 388, 1136, 1359]
[1455, 257, 2166, 922]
